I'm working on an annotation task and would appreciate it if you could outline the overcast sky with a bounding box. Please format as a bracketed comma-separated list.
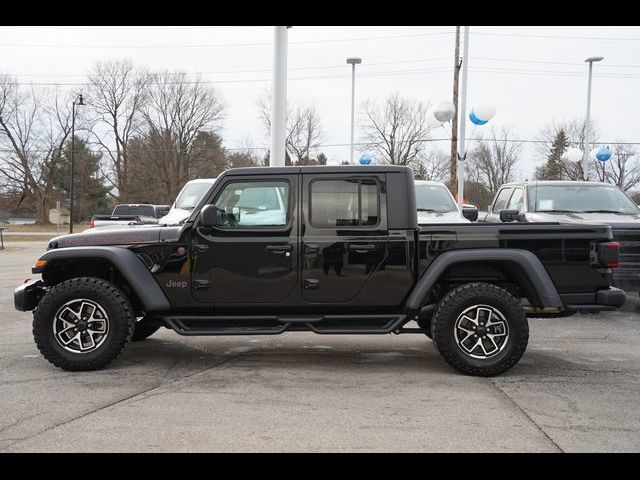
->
[1, 25, 638, 178]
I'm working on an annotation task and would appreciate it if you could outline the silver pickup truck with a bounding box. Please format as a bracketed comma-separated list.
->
[90, 204, 169, 228]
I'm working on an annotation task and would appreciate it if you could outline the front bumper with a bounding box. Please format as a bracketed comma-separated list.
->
[14, 280, 47, 312]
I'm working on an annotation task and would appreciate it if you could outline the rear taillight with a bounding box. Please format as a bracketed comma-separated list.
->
[597, 241, 620, 268]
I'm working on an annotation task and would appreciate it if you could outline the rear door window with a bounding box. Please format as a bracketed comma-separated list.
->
[310, 179, 379, 228]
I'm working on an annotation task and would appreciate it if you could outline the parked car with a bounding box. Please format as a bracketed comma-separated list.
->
[481, 181, 640, 293]
[16, 166, 624, 376]
[414, 180, 478, 224]
[159, 178, 217, 225]
[90, 204, 166, 228]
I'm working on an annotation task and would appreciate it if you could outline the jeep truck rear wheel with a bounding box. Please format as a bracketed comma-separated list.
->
[33, 277, 135, 371]
[431, 282, 529, 377]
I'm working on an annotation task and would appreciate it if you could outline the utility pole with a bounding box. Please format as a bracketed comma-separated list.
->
[449, 26, 461, 197]
[457, 26, 470, 209]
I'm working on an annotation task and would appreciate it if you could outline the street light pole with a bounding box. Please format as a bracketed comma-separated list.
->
[271, 26, 290, 167]
[583, 56, 604, 172]
[69, 93, 85, 234]
[347, 57, 362, 164]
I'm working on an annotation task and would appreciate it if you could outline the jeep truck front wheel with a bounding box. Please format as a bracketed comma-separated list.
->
[431, 282, 529, 377]
[33, 277, 135, 371]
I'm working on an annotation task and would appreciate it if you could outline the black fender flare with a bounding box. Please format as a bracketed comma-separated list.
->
[36, 246, 170, 312]
[405, 248, 563, 310]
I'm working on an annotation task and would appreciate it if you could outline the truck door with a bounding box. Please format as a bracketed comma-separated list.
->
[301, 173, 389, 304]
[191, 175, 298, 304]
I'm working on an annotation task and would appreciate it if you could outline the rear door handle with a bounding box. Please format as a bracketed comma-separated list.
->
[348, 243, 376, 253]
[304, 279, 320, 289]
[304, 244, 320, 254]
[266, 244, 293, 254]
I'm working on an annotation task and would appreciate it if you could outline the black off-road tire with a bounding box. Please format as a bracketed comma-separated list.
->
[132, 317, 162, 341]
[431, 282, 529, 377]
[33, 277, 135, 371]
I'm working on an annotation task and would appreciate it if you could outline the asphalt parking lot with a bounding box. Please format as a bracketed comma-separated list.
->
[1, 242, 639, 452]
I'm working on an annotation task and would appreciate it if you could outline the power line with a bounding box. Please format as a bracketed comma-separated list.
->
[7, 58, 452, 78]
[6, 65, 639, 87]
[1, 25, 265, 31]
[0, 31, 454, 49]
[3, 139, 639, 155]
[7, 56, 640, 80]
[473, 56, 640, 69]
[471, 31, 640, 41]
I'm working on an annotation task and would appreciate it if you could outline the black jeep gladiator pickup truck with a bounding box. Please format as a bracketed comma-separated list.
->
[14, 166, 624, 376]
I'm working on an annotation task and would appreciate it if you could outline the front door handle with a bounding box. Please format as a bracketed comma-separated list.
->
[266, 244, 293, 254]
[348, 243, 376, 253]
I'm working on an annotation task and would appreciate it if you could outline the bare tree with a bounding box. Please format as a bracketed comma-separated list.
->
[256, 91, 323, 164]
[595, 144, 640, 191]
[140, 70, 226, 201]
[87, 59, 149, 201]
[536, 119, 600, 181]
[0, 76, 72, 223]
[360, 93, 430, 166]
[413, 150, 449, 182]
[468, 127, 521, 195]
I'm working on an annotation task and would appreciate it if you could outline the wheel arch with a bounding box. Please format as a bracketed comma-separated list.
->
[36, 247, 170, 313]
[406, 248, 563, 312]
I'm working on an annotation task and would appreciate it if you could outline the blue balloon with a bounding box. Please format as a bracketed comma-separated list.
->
[596, 146, 611, 162]
[469, 110, 488, 126]
[359, 153, 373, 165]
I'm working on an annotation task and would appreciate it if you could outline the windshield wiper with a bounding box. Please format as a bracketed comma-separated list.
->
[417, 208, 437, 212]
[537, 209, 581, 213]
[582, 210, 627, 214]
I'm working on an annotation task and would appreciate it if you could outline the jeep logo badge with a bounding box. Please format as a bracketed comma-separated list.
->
[165, 280, 188, 288]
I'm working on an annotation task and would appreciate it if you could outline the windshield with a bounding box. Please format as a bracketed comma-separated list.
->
[528, 185, 640, 215]
[113, 205, 155, 217]
[175, 182, 213, 210]
[415, 184, 458, 213]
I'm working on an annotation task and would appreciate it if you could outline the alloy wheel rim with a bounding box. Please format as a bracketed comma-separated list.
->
[53, 299, 109, 354]
[454, 304, 509, 359]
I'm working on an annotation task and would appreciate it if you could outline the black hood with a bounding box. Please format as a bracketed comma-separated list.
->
[47, 224, 184, 249]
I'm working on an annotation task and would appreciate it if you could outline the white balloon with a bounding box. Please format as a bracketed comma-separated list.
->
[472, 100, 496, 121]
[433, 100, 455, 122]
[564, 147, 583, 163]
[426, 108, 445, 128]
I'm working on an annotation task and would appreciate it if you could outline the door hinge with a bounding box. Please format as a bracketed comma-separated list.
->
[195, 244, 209, 253]
[194, 279, 210, 290]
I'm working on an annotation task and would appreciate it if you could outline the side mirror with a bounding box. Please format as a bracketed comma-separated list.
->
[462, 205, 478, 221]
[200, 205, 225, 227]
[499, 209, 521, 222]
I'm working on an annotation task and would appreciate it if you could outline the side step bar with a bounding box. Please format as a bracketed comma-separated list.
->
[162, 314, 409, 336]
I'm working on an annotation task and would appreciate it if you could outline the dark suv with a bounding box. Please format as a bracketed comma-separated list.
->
[481, 181, 640, 293]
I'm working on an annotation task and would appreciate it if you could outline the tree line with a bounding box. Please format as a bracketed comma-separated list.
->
[1, 59, 638, 223]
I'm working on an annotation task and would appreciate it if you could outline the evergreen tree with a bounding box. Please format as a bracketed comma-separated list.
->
[537, 130, 568, 180]
[52, 138, 110, 222]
